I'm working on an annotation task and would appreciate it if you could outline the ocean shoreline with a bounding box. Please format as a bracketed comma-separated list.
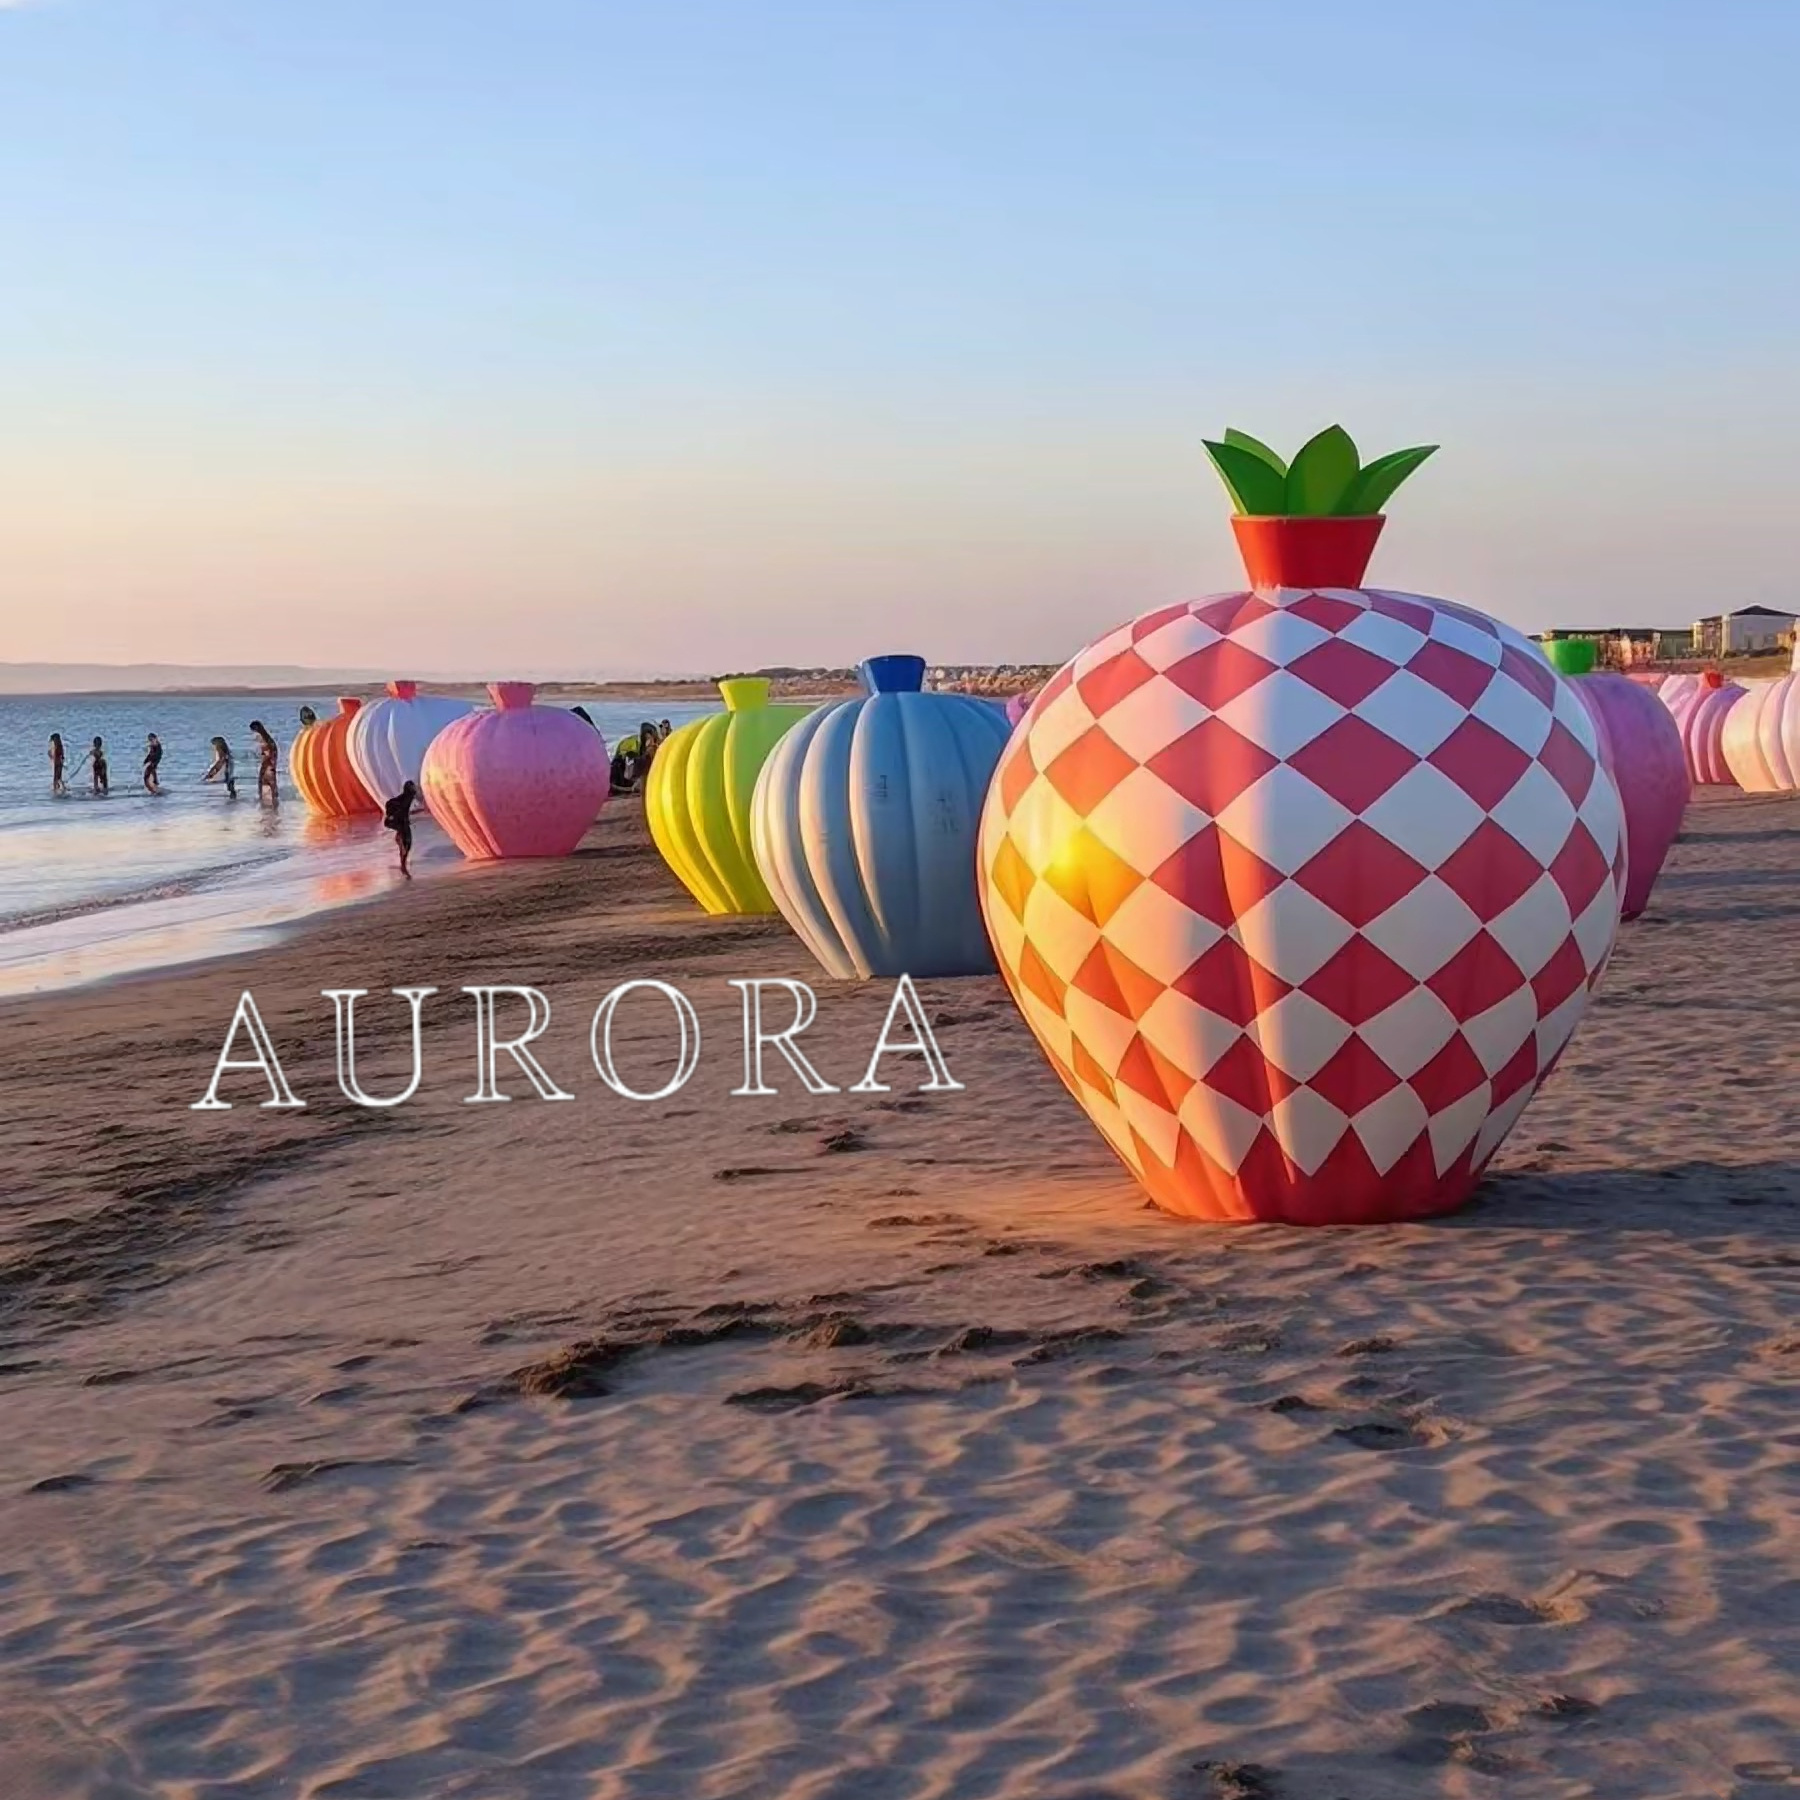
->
[0, 816, 467, 1000]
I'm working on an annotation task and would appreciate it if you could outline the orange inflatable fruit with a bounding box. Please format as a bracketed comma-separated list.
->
[291, 697, 380, 816]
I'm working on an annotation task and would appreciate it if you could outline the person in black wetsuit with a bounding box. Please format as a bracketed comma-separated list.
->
[74, 736, 109, 795]
[143, 733, 164, 794]
[249, 720, 280, 806]
[383, 780, 421, 876]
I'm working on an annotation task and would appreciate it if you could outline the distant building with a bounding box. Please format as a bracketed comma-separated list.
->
[1691, 606, 1798, 656]
[1537, 626, 1675, 669]
[1540, 615, 1793, 666]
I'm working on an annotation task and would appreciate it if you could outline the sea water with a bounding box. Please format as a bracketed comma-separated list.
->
[0, 693, 716, 995]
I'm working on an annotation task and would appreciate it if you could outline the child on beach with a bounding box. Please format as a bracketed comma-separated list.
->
[48, 734, 67, 795]
[202, 737, 238, 800]
[382, 780, 420, 876]
[72, 736, 109, 795]
[143, 733, 164, 794]
[249, 720, 280, 806]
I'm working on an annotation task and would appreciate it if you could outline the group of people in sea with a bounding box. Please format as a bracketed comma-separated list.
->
[44, 705, 680, 884]
[47, 722, 283, 805]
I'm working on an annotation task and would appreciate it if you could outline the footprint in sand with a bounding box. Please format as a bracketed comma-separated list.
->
[1392, 1701, 1510, 1771]
[1444, 1591, 1571, 1627]
[1333, 1415, 1453, 1451]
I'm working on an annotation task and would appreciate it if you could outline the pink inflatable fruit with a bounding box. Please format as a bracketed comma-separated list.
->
[1660, 671, 1744, 785]
[1572, 674, 1688, 918]
[421, 682, 610, 860]
[1721, 674, 1800, 793]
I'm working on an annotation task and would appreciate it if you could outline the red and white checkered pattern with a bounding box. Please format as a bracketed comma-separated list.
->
[978, 587, 1624, 1225]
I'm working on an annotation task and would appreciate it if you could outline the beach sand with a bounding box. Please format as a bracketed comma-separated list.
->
[0, 792, 1794, 1799]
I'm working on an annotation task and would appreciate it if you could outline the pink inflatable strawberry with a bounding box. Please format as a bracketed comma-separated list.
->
[978, 428, 1624, 1224]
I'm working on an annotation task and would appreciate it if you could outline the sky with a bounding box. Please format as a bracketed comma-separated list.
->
[2, 0, 1797, 678]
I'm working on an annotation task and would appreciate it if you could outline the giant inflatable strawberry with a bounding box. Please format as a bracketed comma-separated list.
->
[978, 427, 1624, 1225]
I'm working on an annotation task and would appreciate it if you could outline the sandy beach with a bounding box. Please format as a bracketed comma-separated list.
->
[0, 790, 1794, 1799]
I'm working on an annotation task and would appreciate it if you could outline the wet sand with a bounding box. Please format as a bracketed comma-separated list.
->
[0, 792, 1794, 1799]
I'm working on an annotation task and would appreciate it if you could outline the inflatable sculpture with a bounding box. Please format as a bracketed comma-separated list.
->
[1005, 689, 1041, 727]
[346, 680, 474, 810]
[1572, 674, 1689, 917]
[420, 682, 609, 860]
[290, 697, 380, 817]
[1660, 671, 1744, 785]
[646, 678, 812, 913]
[978, 425, 1624, 1225]
[751, 654, 1013, 978]
[1722, 674, 1800, 792]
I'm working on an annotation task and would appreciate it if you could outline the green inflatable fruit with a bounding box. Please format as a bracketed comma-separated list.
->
[646, 678, 812, 914]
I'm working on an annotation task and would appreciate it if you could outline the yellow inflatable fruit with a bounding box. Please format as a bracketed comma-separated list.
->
[646, 678, 812, 914]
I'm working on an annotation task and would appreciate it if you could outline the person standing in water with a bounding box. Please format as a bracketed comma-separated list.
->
[72, 736, 109, 795]
[143, 732, 164, 794]
[48, 733, 67, 795]
[249, 720, 280, 806]
[202, 736, 238, 800]
[382, 780, 421, 876]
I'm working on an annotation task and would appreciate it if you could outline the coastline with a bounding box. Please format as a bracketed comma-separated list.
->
[0, 793, 1794, 1797]
[0, 815, 463, 1000]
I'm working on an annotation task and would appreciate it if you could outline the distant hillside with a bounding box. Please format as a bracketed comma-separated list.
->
[0, 663, 870, 698]
[0, 663, 715, 695]
[0, 663, 392, 695]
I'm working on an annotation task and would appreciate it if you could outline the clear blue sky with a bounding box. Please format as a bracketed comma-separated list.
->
[3, 0, 1795, 676]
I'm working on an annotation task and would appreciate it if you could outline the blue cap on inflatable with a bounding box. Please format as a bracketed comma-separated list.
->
[859, 654, 927, 694]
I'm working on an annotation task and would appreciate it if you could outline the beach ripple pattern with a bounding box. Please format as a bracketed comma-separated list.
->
[751, 661, 1013, 980]
[978, 586, 1625, 1225]
[421, 683, 610, 861]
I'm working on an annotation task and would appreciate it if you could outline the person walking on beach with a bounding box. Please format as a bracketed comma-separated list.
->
[72, 735, 109, 795]
[143, 733, 164, 794]
[48, 733, 67, 795]
[250, 720, 280, 806]
[382, 780, 420, 876]
[202, 736, 238, 800]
